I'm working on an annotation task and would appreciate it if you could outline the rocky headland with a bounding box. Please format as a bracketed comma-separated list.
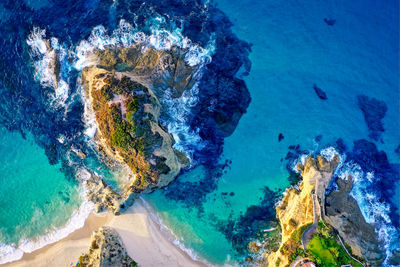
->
[258, 154, 382, 267]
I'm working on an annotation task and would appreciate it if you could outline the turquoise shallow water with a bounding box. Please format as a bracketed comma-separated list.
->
[146, 0, 399, 264]
[0, 126, 82, 259]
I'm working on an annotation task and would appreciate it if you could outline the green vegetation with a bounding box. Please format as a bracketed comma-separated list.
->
[91, 240, 99, 249]
[101, 85, 113, 100]
[306, 222, 363, 267]
[280, 221, 364, 267]
[91, 73, 170, 190]
[291, 223, 312, 245]
[131, 261, 137, 267]
[127, 99, 139, 113]
[109, 106, 136, 152]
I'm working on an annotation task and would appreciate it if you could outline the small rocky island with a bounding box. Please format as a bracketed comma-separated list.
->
[80, 45, 196, 213]
[250, 154, 383, 267]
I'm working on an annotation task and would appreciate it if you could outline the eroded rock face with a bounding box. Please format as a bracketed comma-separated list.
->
[325, 178, 383, 264]
[78, 227, 135, 267]
[92, 45, 197, 98]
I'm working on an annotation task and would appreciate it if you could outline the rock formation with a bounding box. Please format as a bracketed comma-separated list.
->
[85, 174, 123, 214]
[325, 177, 383, 264]
[77, 227, 135, 267]
[313, 84, 327, 100]
[80, 45, 195, 212]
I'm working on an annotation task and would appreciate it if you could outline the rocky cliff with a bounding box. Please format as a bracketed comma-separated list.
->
[77, 227, 135, 267]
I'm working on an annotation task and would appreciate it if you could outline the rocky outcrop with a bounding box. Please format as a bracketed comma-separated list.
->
[78, 227, 135, 267]
[313, 84, 327, 100]
[92, 45, 197, 98]
[85, 174, 123, 214]
[324, 177, 383, 264]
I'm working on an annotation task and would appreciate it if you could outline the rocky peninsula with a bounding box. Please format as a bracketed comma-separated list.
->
[258, 154, 382, 267]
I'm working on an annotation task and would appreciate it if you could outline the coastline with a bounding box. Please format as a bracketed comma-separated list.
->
[2, 200, 207, 267]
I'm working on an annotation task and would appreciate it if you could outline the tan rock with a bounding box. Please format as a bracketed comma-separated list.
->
[78, 227, 135, 267]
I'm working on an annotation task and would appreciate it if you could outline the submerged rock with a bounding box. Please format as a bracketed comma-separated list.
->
[324, 18, 336, 26]
[357, 95, 387, 141]
[278, 133, 284, 142]
[313, 84, 327, 100]
[78, 227, 135, 267]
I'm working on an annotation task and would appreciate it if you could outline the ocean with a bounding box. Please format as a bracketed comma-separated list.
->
[0, 0, 398, 265]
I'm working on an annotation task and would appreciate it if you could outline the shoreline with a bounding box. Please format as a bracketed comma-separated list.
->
[2, 200, 208, 267]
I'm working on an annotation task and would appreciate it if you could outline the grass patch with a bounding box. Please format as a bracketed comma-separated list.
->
[306, 223, 364, 267]
[308, 235, 336, 266]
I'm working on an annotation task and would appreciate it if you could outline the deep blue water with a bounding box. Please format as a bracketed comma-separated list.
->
[0, 0, 399, 265]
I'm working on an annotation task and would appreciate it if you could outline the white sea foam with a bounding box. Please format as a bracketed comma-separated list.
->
[27, 16, 215, 158]
[26, 28, 71, 108]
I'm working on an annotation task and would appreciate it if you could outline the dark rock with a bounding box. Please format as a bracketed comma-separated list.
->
[313, 84, 328, 100]
[164, 160, 231, 210]
[325, 177, 384, 264]
[357, 95, 387, 141]
[324, 18, 336, 26]
[315, 135, 322, 142]
[230, 192, 235, 196]
[278, 133, 284, 142]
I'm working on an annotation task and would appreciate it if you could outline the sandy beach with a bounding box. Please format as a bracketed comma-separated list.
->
[3, 200, 207, 267]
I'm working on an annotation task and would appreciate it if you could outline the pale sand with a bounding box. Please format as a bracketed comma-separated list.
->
[3, 201, 207, 267]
